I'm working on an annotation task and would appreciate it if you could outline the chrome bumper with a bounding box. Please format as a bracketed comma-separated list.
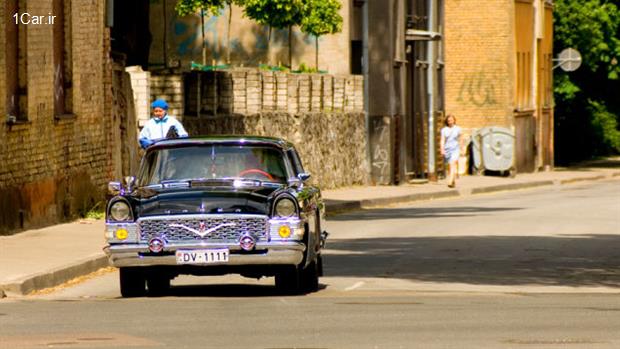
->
[103, 241, 305, 268]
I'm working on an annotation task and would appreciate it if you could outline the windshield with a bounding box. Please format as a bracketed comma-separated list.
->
[138, 145, 290, 186]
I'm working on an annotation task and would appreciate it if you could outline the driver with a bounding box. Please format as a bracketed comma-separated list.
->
[238, 152, 274, 180]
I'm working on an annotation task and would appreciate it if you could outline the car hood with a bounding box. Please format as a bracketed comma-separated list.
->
[134, 186, 281, 217]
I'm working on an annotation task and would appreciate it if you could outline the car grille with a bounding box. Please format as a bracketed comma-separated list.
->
[138, 216, 268, 242]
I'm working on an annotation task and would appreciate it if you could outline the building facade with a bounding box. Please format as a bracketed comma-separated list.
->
[1, 0, 137, 234]
[356, 0, 554, 184]
[445, 0, 554, 173]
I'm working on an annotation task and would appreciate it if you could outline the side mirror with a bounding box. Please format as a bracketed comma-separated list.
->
[108, 181, 122, 195]
[298, 173, 311, 181]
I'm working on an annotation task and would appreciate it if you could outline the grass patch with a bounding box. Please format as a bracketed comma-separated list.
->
[84, 201, 105, 220]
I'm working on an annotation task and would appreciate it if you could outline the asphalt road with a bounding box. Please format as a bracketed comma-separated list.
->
[1, 180, 619, 349]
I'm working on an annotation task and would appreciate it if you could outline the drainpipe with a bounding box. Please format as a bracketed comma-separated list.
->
[363, 0, 371, 181]
[427, 0, 437, 180]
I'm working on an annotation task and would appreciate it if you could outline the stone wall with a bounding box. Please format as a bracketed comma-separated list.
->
[126, 66, 151, 127]
[185, 112, 369, 189]
[133, 68, 367, 189]
[0, 1, 113, 235]
[150, 73, 184, 119]
[180, 69, 368, 189]
[181, 69, 364, 116]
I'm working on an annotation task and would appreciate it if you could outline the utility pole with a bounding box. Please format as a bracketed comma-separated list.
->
[427, 0, 438, 181]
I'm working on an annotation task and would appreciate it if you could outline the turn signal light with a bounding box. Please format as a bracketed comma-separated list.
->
[278, 226, 291, 238]
[115, 228, 129, 240]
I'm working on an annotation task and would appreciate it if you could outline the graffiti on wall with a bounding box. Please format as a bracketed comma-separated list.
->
[370, 116, 391, 184]
[457, 70, 498, 107]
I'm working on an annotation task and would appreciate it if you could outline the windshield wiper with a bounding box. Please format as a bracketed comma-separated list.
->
[159, 179, 191, 188]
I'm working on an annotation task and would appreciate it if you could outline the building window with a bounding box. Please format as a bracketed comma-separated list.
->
[53, 0, 73, 118]
[5, 0, 27, 122]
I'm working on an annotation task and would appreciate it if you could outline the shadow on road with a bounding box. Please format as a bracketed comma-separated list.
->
[328, 206, 523, 221]
[324, 234, 620, 288]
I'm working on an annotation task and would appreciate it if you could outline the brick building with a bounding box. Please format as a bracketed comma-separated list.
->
[354, 0, 553, 184]
[445, 0, 554, 172]
[1, 0, 137, 234]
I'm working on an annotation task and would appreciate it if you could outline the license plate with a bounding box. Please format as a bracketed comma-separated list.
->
[176, 249, 229, 265]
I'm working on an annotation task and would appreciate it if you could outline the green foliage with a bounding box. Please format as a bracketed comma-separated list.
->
[259, 63, 289, 72]
[554, 0, 620, 162]
[175, 0, 246, 17]
[554, 74, 581, 101]
[175, 0, 224, 17]
[554, 0, 620, 79]
[294, 62, 318, 73]
[243, 0, 304, 29]
[588, 99, 620, 153]
[300, 0, 343, 38]
[300, 0, 342, 69]
[84, 202, 105, 220]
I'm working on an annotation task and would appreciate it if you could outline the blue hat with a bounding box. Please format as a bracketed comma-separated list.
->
[151, 99, 169, 110]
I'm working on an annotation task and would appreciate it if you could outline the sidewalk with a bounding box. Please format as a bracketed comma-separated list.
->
[1, 162, 619, 297]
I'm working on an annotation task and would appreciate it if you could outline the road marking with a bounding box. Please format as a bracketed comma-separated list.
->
[345, 281, 365, 291]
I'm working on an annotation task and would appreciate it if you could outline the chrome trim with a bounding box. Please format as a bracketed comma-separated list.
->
[106, 197, 135, 222]
[105, 222, 139, 243]
[139, 213, 267, 221]
[138, 214, 268, 242]
[169, 222, 237, 238]
[104, 241, 305, 267]
[268, 217, 303, 240]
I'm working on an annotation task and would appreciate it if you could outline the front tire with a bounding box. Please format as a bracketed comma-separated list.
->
[147, 276, 171, 297]
[300, 260, 319, 293]
[119, 268, 146, 298]
[275, 266, 300, 295]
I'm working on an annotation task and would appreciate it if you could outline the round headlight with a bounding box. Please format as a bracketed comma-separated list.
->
[274, 198, 296, 217]
[110, 201, 131, 221]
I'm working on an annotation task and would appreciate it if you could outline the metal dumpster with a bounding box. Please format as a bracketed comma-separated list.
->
[472, 126, 516, 176]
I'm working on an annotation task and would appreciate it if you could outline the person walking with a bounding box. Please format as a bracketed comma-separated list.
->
[440, 114, 463, 188]
[139, 99, 188, 149]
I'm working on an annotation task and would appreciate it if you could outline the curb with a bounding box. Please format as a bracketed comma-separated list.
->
[559, 175, 607, 185]
[469, 180, 554, 195]
[0, 254, 109, 296]
[325, 190, 460, 215]
[359, 190, 460, 208]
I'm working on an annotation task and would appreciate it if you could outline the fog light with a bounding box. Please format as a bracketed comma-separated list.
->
[115, 228, 129, 240]
[278, 226, 291, 238]
[239, 233, 256, 251]
[148, 237, 164, 253]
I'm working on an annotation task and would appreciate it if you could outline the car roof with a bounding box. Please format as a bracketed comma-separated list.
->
[148, 135, 295, 151]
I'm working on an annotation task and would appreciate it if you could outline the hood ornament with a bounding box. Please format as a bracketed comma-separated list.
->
[169, 222, 236, 238]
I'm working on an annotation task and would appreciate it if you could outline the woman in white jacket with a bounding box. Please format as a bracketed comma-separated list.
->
[139, 99, 188, 149]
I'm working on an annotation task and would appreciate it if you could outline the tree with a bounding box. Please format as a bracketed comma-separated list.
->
[300, 0, 343, 70]
[175, 0, 245, 65]
[244, 0, 304, 67]
[554, 0, 620, 163]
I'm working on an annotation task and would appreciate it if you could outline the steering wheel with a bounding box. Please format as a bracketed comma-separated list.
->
[238, 169, 274, 181]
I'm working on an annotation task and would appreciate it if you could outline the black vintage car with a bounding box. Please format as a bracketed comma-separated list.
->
[104, 136, 327, 297]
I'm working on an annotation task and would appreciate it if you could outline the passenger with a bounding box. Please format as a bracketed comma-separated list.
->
[139, 99, 188, 149]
